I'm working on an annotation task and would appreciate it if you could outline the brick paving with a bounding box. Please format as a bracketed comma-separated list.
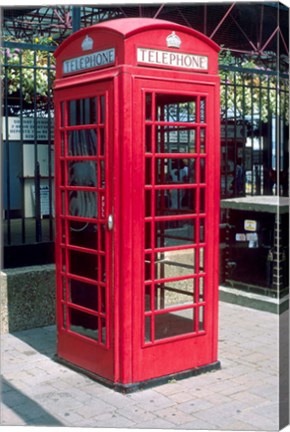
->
[0, 301, 287, 430]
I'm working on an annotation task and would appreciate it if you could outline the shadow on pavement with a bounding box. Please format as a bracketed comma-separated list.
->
[1, 377, 63, 426]
[13, 325, 56, 359]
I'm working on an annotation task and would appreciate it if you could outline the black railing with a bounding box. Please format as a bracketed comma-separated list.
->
[1, 44, 289, 268]
[2, 43, 55, 267]
[219, 64, 289, 198]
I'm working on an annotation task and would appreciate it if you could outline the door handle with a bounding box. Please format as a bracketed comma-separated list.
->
[107, 214, 113, 231]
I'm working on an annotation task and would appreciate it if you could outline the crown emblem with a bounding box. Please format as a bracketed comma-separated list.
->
[82, 35, 93, 51]
[166, 32, 181, 49]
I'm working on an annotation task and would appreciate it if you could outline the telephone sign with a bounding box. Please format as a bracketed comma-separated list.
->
[54, 18, 220, 392]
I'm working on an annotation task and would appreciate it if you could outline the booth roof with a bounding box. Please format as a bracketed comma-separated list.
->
[54, 17, 220, 57]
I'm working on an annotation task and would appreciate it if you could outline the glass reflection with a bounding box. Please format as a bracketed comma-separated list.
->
[69, 98, 97, 126]
[68, 129, 97, 156]
[156, 126, 196, 153]
[69, 161, 97, 187]
[155, 249, 196, 279]
[155, 309, 194, 340]
[155, 279, 195, 309]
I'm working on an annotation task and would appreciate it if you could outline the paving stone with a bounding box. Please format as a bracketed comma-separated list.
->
[155, 405, 196, 425]
[127, 389, 175, 411]
[1, 302, 282, 429]
[74, 411, 136, 428]
[154, 381, 186, 396]
[131, 417, 177, 429]
[177, 397, 214, 414]
[100, 390, 138, 409]
[118, 405, 158, 423]
[236, 409, 279, 430]
[73, 397, 115, 418]
[0, 403, 26, 426]
[165, 390, 197, 403]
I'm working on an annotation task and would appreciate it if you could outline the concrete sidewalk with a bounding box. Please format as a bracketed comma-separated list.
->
[0, 302, 287, 430]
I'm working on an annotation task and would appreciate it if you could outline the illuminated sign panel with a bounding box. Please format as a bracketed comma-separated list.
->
[137, 48, 208, 71]
[63, 48, 115, 74]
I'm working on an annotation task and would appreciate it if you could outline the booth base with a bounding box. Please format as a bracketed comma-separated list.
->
[54, 355, 221, 393]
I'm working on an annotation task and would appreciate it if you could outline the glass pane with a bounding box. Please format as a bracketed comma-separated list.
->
[155, 158, 196, 184]
[200, 157, 206, 183]
[69, 308, 98, 340]
[200, 187, 206, 213]
[69, 221, 98, 249]
[199, 277, 205, 301]
[145, 222, 152, 249]
[144, 285, 151, 311]
[145, 157, 152, 185]
[69, 250, 97, 280]
[145, 254, 153, 281]
[156, 95, 196, 122]
[68, 98, 97, 126]
[156, 126, 196, 153]
[156, 219, 196, 248]
[100, 95, 105, 123]
[155, 309, 194, 340]
[60, 160, 65, 185]
[199, 306, 205, 330]
[145, 316, 151, 342]
[70, 278, 98, 311]
[155, 249, 196, 279]
[145, 190, 152, 217]
[68, 161, 97, 187]
[68, 129, 97, 156]
[69, 190, 97, 218]
[155, 279, 195, 309]
[156, 188, 197, 215]
[200, 218, 205, 242]
[146, 125, 152, 152]
[145, 93, 152, 121]
[100, 255, 106, 282]
[200, 128, 206, 153]
[101, 317, 106, 344]
[199, 247, 205, 272]
[100, 128, 105, 155]
[200, 97, 206, 123]
[100, 285, 106, 313]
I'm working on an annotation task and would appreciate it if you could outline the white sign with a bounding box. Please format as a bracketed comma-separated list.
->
[31, 185, 51, 217]
[2, 117, 54, 141]
[244, 219, 257, 232]
[63, 48, 115, 74]
[137, 48, 208, 71]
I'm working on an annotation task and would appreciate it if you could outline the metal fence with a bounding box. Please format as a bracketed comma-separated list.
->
[219, 64, 289, 199]
[1, 44, 289, 268]
[2, 42, 55, 267]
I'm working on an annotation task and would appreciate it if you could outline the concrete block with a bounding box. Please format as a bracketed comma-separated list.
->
[1, 264, 56, 333]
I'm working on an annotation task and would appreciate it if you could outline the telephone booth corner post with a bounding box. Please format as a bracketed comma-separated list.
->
[53, 17, 221, 391]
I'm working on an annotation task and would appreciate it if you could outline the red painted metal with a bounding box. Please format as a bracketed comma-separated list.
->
[54, 17, 220, 388]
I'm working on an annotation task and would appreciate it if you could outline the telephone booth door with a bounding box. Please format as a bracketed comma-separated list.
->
[54, 80, 115, 381]
[131, 78, 220, 383]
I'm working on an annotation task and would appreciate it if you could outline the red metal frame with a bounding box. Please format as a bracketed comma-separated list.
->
[54, 18, 220, 389]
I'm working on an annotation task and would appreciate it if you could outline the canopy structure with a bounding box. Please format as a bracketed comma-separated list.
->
[2, 3, 289, 67]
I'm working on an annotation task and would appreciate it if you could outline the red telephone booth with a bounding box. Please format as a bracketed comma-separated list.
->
[54, 18, 221, 391]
